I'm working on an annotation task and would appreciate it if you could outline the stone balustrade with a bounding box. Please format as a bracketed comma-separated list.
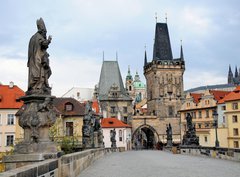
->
[0, 148, 119, 177]
[180, 146, 240, 162]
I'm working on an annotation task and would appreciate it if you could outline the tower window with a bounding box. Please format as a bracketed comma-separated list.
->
[168, 106, 174, 117]
[129, 86, 132, 91]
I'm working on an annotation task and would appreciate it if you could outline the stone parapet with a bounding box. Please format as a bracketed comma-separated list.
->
[180, 146, 240, 162]
[0, 148, 119, 177]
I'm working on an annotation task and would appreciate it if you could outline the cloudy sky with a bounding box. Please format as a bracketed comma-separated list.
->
[0, 0, 239, 96]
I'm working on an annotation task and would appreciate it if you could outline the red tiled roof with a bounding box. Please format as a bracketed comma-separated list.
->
[190, 93, 202, 104]
[53, 97, 85, 116]
[221, 86, 240, 102]
[0, 85, 25, 109]
[209, 90, 231, 102]
[101, 118, 131, 128]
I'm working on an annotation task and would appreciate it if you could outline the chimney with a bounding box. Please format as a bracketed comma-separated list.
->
[9, 81, 14, 88]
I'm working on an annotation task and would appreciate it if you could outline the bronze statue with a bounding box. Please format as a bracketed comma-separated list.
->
[27, 18, 52, 95]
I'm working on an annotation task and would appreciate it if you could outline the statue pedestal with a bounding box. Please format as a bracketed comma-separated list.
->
[3, 152, 62, 171]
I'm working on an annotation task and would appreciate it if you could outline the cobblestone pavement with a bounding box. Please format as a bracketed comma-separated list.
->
[78, 150, 240, 177]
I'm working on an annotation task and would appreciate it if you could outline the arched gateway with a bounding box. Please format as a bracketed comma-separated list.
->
[132, 124, 159, 149]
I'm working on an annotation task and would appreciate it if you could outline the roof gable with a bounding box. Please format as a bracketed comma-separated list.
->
[0, 85, 25, 109]
[101, 118, 131, 128]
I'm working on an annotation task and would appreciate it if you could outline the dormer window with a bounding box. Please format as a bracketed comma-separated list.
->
[65, 103, 73, 111]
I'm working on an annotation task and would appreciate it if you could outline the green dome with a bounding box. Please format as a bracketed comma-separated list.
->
[133, 81, 145, 88]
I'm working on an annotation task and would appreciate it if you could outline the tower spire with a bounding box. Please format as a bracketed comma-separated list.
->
[155, 12, 158, 23]
[116, 51, 118, 61]
[103, 51, 105, 61]
[235, 66, 238, 78]
[228, 65, 234, 84]
[180, 40, 184, 61]
[144, 45, 148, 66]
[165, 13, 168, 23]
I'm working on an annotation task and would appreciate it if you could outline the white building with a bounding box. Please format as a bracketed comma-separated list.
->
[101, 118, 132, 150]
[62, 87, 94, 102]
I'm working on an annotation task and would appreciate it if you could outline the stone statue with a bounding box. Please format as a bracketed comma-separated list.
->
[13, 18, 58, 154]
[182, 113, 199, 146]
[166, 123, 173, 147]
[110, 128, 117, 148]
[27, 18, 52, 95]
[82, 101, 104, 149]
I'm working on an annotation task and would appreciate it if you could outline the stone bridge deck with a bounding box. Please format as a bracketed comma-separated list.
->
[79, 150, 240, 177]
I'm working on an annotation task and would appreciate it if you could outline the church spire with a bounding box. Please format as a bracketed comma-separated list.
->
[144, 48, 148, 66]
[180, 40, 184, 61]
[235, 66, 238, 78]
[228, 65, 234, 84]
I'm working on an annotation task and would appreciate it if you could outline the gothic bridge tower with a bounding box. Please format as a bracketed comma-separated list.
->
[144, 22, 185, 118]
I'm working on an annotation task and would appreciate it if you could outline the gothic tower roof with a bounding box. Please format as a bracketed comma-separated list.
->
[235, 66, 238, 78]
[180, 43, 184, 61]
[153, 23, 173, 61]
[98, 60, 128, 100]
[144, 50, 148, 66]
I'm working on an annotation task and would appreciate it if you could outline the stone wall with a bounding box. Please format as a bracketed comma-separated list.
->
[180, 146, 240, 162]
[0, 148, 119, 177]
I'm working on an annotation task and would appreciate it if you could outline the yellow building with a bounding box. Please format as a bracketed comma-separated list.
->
[180, 90, 230, 146]
[223, 86, 240, 148]
[0, 83, 24, 153]
[51, 98, 85, 146]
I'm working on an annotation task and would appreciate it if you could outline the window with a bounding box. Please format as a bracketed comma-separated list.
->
[232, 103, 238, 110]
[234, 141, 239, 148]
[233, 128, 239, 136]
[204, 136, 208, 142]
[205, 100, 209, 105]
[168, 106, 174, 117]
[66, 122, 73, 136]
[119, 130, 123, 141]
[206, 110, 209, 118]
[6, 135, 14, 146]
[187, 103, 190, 107]
[223, 116, 226, 123]
[205, 123, 209, 128]
[7, 114, 15, 125]
[65, 103, 73, 111]
[129, 86, 132, 91]
[77, 92, 80, 97]
[123, 116, 128, 123]
[111, 106, 116, 113]
[221, 106, 226, 110]
[123, 107, 127, 113]
[193, 112, 196, 119]
[232, 115, 238, 123]
[198, 111, 202, 118]
[198, 124, 202, 129]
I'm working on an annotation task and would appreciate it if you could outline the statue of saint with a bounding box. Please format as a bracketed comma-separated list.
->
[27, 18, 52, 95]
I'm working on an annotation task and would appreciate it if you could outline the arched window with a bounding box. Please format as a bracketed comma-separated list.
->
[119, 130, 123, 141]
[129, 86, 132, 91]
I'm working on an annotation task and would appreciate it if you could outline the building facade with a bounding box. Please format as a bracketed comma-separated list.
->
[62, 87, 94, 103]
[132, 22, 185, 148]
[223, 86, 240, 148]
[101, 118, 131, 150]
[50, 97, 85, 146]
[180, 90, 230, 147]
[97, 60, 133, 123]
[0, 83, 24, 152]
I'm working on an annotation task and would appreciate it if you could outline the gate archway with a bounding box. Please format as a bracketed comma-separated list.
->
[132, 124, 159, 149]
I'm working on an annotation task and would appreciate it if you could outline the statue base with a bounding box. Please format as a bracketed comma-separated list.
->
[3, 152, 62, 171]
[14, 141, 58, 154]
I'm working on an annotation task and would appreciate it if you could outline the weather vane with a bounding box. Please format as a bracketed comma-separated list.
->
[155, 12, 158, 23]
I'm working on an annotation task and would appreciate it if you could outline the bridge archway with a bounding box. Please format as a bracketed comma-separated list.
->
[132, 124, 159, 149]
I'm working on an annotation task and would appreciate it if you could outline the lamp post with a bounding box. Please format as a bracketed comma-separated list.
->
[212, 110, 220, 147]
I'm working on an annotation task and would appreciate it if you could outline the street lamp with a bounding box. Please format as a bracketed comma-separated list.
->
[212, 109, 220, 147]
